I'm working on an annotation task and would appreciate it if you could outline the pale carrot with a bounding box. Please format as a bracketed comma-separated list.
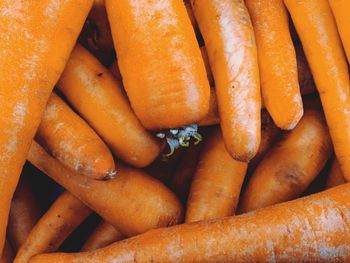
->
[325, 158, 346, 189]
[57, 45, 163, 168]
[284, 0, 350, 181]
[239, 110, 333, 213]
[29, 183, 350, 262]
[106, 0, 210, 130]
[0, 0, 92, 251]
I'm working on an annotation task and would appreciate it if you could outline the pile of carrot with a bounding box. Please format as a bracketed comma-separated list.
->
[1, 0, 350, 262]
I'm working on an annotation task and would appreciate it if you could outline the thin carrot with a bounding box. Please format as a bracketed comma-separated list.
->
[27, 142, 183, 237]
[105, 0, 210, 130]
[8, 174, 41, 252]
[1, 240, 14, 263]
[239, 110, 332, 213]
[0, 0, 92, 251]
[30, 183, 350, 262]
[36, 93, 115, 180]
[328, 0, 350, 63]
[81, 221, 124, 252]
[57, 45, 163, 168]
[186, 128, 247, 223]
[284, 0, 350, 181]
[325, 158, 346, 189]
[191, 0, 261, 161]
[14, 191, 92, 263]
[246, 0, 303, 130]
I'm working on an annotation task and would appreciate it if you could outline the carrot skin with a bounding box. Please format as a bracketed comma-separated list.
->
[186, 128, 247, 222]
[325, 158, 346, 189]
[0, 0, 92, 251]
[106, 0, 210, 130]
[27, 142, 183, 237]
[36, 93, 115, 180]
[284, 0, 350, 181]
[29, 183, 350, 262]
[57, 45, 163, 168]
[240, 110, 333, 213]
[14, 191, 92, 263]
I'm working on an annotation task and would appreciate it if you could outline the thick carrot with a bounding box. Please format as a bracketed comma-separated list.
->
[191, 0, 261, 161]
[27, 142, 183, 237]
[1, 240, 14, 263]
[239, 111, 332, 213]
[81, 221, 124, 252]
[325, 158, 346, 189]
[36, 93, 115, 180]
[246, 0, 303, 130]
[0, 0, 92, 251]
[186, 128, 247, 223]
[14, 191, 92, 263]
[30, 183, 350, 262]
[328, 0, 350, 63]
[284, 0, 350, 180]
[106, 0, 210, 130]
[8, 175, 41, 252]
[57, 45, 163, 168]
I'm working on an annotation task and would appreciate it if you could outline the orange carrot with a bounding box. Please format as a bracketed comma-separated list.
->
[191, 0, 261, 161]
[57, 45, 163, 168]
[1, 240, 14, 263]
[325, 158, 346, 189]
[328, 0, 350, 63]
[27, 142, 183, 237]
[106, 0, 210, 130]
[284, 0, 350, 181]
[186, 128, 247, 223]
[36, 93, 115, 180]
[14, 191, 92, 263]
[30, 183, 350, 262]
[0, 0, 92, 251]
[8, 174, 41, 252]
[246, 0, 303, 130]
[239, 111, 332, 213]
[81, 221, 124, 252]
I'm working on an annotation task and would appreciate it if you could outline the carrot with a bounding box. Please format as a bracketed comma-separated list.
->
[186, 128, 247, 223]
[0, 0, 92, 251]
[191, 0, 261, 161]
[284, 0, 350, 181]
[239, 110, 332, 213]
[14, 191, 92, 263]
[27, 142, 183, 237]
[1, 240, 14, 263]
[325, 158, 346, 189]
[30, 183, 350, 262]
[81, 221, 124, 252]
[184, 0, 200, 40]
[8, 174, 41, 252]
[57, 45, 163, 168]
[246, 0, 303, 130]
[36, 93, 115, 180]
[328, 0, 350, 63]
[105, 0, 210, 130]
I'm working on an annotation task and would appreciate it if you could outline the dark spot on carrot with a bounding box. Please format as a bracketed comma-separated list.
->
[97, 72, 103, 77]
[57, 214, 61, 218]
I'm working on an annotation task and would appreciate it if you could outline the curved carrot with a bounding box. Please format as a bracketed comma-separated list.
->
[239, 111, 332, 213]
[191, 0, 261, 161]
[106, 0, 210, 130]
[246, 0, 303, 130]
[14, 191, 92, 263]
[284, 0, 350, 181]
[328, 0, 350, 63]
[186, 128, 247, 223]
[325, 158, 346, 189]
[36, 93, 115, 180]
[30, 183, 350, 262]
[8, 175, 41, 252]
[1, 240, 14, 263]
[81, 221, 124, 252]
[27, 142, 183, 237]
[57, 45, 163, 168]
[0, 0, 92, 252]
